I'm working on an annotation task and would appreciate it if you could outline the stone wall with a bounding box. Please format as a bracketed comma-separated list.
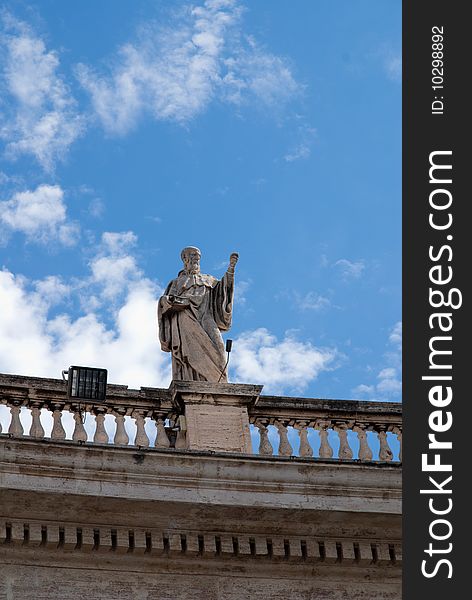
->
[0, 374, 402, 599]
[0, 563, 401, 600]
[1, 437, 401, 599]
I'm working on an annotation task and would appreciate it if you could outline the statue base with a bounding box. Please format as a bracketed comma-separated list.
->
[169, 381, 263, 453]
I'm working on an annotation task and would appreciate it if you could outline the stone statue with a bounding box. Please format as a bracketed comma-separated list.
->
[158, 247, 238, 382]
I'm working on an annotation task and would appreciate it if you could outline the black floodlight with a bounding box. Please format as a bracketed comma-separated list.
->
[66, 366, 107, 401]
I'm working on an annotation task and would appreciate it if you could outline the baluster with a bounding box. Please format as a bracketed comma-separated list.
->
[335, 424, 353, 460]
[354, 425, 373, 461]
[393, 426, 402, 462]
[29, 406, 45, 439]
[378, 428, 393, 462]
[295, 422, 313, 458]
[134, 413, 150, 447]
[155, 418, 170, 448]
[72, 411, 87, 442]
[275, 421, 293, 456]
[114, 413, 129, 446]
[175, 430, 187, 449]
[174, 416, 187, 449]
[51, 406, 66, 440]
[8, 404, 24, 437]
[93, 412, 109, 444]
[316, 421, 333, 458]
[256, 421, 273, 456]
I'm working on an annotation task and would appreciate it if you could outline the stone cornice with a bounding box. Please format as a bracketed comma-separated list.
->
[0, 437, 401, 514]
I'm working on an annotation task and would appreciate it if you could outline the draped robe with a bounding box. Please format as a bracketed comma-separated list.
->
[158, 270, 234, 382]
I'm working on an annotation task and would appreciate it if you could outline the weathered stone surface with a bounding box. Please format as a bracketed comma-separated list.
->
[0, 438, 401, 599]
[170, 380, 261, 452]
[0, 373, 402, 598]
[0, 562, 401, 600]
[158, 247, 239, 382]
[0, 373, 401, 464]
[0, 438, 401, 513]
[170, 380, 263, 406]
[185, 403, 252, 452]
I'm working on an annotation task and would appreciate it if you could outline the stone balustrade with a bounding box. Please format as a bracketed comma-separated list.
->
[248, 396, 402, 463]
[0, 373, 179, 449]
[0, 373, 402, 463]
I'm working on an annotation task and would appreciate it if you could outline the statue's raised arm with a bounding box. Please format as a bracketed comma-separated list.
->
[158, 247, 238, 382]
[228, 252, 239, 271]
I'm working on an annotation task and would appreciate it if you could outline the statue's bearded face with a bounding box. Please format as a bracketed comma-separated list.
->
[183, 250, 201, 274]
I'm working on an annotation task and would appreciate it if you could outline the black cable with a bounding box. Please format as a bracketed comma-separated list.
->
[218, 353, 231, 383]
[218, 339, 233, 382]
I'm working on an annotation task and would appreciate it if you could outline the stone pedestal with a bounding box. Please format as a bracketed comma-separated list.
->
[170, 381, 263, 453]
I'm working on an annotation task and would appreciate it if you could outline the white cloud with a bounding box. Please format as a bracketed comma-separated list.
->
[84, 231, 141, 305]
[353, 321, 402, 401]
[1, 3, 300, 162]
[284, 143, 311, 163]
[146, 215, 162, 224]
[90, 255, 139, 301]
[0, 259, 336, 396]
[353, 383, 374, 396]
[100, 231, 137, 254]
[0, 228, 168, 390]
[0, 14, 84, 170]
[334, 258, 365, 280]
[296, 291, 331, 311]
[389, 320, 402, 346]
[76, 0, 300, 134]
[284, 125, 316, 163]
[0, 184, 79, 245]
[88, 198, 105, 218]
[34, 275, 70, 306]
[0, 170, 23, 186]
[376, 367, 402, 395]
[222, 35, 300, 109]
[0, 267, 171, 389]
[234, 278, 250, 306]
[385, 54, 401, 82]
[230, 328, 337, 394]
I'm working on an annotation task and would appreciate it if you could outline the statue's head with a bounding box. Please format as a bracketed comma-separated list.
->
[181, 246, 201, 274]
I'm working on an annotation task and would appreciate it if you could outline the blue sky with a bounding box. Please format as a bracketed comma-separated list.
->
[0, 0, 401, 400]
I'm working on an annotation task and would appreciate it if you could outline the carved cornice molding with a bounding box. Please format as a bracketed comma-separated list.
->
[1, 519, 402, 568]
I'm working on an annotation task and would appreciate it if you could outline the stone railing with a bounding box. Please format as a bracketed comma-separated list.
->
[0, 373, 181, 449]
[0, 373, 402, 463]
[248, 396, 402, 463]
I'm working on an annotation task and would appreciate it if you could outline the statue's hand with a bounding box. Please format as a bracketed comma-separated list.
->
[229, 252, 239, 269]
